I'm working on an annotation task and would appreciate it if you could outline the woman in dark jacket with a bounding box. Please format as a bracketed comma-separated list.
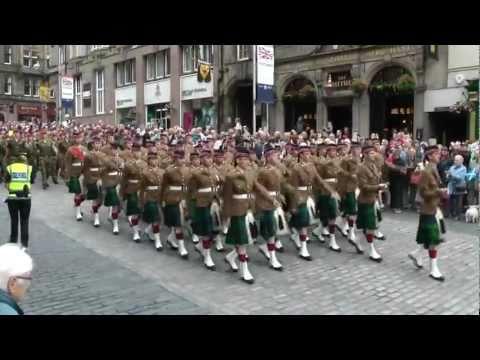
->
[388, 147, 407, 213]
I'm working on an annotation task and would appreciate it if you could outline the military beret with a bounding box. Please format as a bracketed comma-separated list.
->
[362, 145, 375, 154]
[173, 150, 185, 159]
[148, 148, 158, 157]
[234, 147, 250, 159]
[200, 149, 212, 158]
[214, 150, 225, 157]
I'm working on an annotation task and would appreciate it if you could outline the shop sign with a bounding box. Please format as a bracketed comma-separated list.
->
[115, 85, 137, 109]
[61, 76, 74, 100]
[17, 105, 41, 116]
[328, 71, 352, 89]
[144, 78, 170, 105]
[181, 74, 213, 101]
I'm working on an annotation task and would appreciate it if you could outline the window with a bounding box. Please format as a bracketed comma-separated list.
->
[183, 45, 196, 73]
[69, 45, 78, 59]
[75, 76, 82, 116]
[49, 87, 55, 98]
[32, 79, 40, 97]
[23, 49, 32, 67]
[146, 54, 155, 80]
[116, 59, 136, 87]
[4, 76, 12, 94]
[155, 51, 165, 78]
[165, 50, 170, 76]
[4, 46, 12, 64]
[24, 79, 32, 96]
[237, 45, 250, 61]
[96, 70, 104, 114]
[198, 45, 213, 63]
[31, 51, 40, 68]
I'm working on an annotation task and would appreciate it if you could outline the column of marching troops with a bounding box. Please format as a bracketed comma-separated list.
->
[0, 125, 447, 284]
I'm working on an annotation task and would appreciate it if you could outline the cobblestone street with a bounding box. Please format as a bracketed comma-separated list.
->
[1, 181, 478, 315]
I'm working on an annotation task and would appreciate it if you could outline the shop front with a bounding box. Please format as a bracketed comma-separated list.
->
[115, 85, 137, 125]
[181, 73, 215, 131]
[17, 104, 42, 122]
[144, 78, 170, 129]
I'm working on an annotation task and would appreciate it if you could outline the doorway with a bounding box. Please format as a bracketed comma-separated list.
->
[283, 78, 317, 132]
[327, 105, 352, 133]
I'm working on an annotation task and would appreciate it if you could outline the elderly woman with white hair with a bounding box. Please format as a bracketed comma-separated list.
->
[0, 244, 34, 315]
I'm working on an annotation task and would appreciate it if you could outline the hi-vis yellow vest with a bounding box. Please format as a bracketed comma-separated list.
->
[6, 163, 32, 195]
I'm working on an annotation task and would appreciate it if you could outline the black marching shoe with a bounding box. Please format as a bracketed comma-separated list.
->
[369, 256, 383, 263]
[429, 274, 445, 282]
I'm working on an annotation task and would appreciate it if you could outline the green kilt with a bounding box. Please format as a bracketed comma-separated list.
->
[356, 203, 377, 230]
[225, 215, 249, 245]
[125, 192, 141, 216]
[85, 183, 101, 200]
[143, 200, 160, 224]
[289, 203, 310, 230]
[317, 194, 338, 224]
[191, 202, 214, 236]
[259, 210, 276, 239]
[104, 187, 120, 207]
[340, 192, 357, 216]
[416, 214, 441, 249]
[67, 176, 82, 194]
[164, 204, 182, 228]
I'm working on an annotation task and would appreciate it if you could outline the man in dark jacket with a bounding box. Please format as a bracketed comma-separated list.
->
[0, 244, 34, 315]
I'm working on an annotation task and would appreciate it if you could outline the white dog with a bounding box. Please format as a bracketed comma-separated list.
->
[465, 206, 479, 223]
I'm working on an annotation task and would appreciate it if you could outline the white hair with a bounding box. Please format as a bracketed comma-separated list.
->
[0, 244, 33, 291]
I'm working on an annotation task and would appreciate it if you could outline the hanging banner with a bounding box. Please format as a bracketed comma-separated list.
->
[197, 60, 212, 83]
[256, 45, 274, 104]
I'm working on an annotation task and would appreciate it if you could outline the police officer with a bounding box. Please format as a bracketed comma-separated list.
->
[4, 153, 33, 251]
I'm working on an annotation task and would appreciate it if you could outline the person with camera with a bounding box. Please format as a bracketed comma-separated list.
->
[4, 152, 33, 251]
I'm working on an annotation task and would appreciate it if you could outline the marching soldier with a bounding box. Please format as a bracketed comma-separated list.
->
[101, 144, 123, 235]
[121, 140, 146, 242]
[161, 149, 191, 259]
[36, 129, 58, 189]
[64, 130, 87, 221]
[188, 149, 219, 270]
[222, 148, 256, 283]
[313, 142, 342, 252]
[372, 139, 387, 240]
[56, 130, 69, 180]
[337, 142, 363, 253]
[140, 148, 165, 250]
[408, 145, 447, 281]
[356, 145, 387, 262]
[254, 144, 286, 270]
[83, 135, 104, 228]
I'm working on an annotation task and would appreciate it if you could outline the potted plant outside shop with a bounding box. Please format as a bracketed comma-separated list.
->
[351, 79, 367, 97]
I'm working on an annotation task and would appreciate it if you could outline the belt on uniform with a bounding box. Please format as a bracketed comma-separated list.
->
[146, 186, 159, 191]
[296, 186, 311, 191]
[108, 171, 118, 176]
[233, 193, 254, 200]
[324, 178, 337, 183]
[198, 187, 214, 193]
[72, 162, 82, 167]
[268, 191, 279, 197]
[90, 168, 99, 172]
[169, 186, 183, 191]
[128, 179, 139, 184]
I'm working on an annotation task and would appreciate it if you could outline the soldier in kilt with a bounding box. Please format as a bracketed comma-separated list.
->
[83, 136, 104, 227]
[356, 145, 387, 262]
[337, 142, 363, 254]
[254, 144, 286, 270]
[185, 149, 201, 245]
[222, 147, 256, 283]
[64, 130, 87, 221]
[140, 148, 164, 250]
[161, 149, 191, 259]
[121, 141, 146, 242]
[286, 145, 319, 261]
[189, 149, 218, 270]
[408, 145, 447, 281]
[101, 148, 122, 235]
[314, 142, 342, 252]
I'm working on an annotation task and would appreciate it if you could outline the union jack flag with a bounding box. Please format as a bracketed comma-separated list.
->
[258, 46, 273, 60]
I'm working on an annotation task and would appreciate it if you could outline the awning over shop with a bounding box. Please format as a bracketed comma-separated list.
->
[424, 87, 467, 112]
